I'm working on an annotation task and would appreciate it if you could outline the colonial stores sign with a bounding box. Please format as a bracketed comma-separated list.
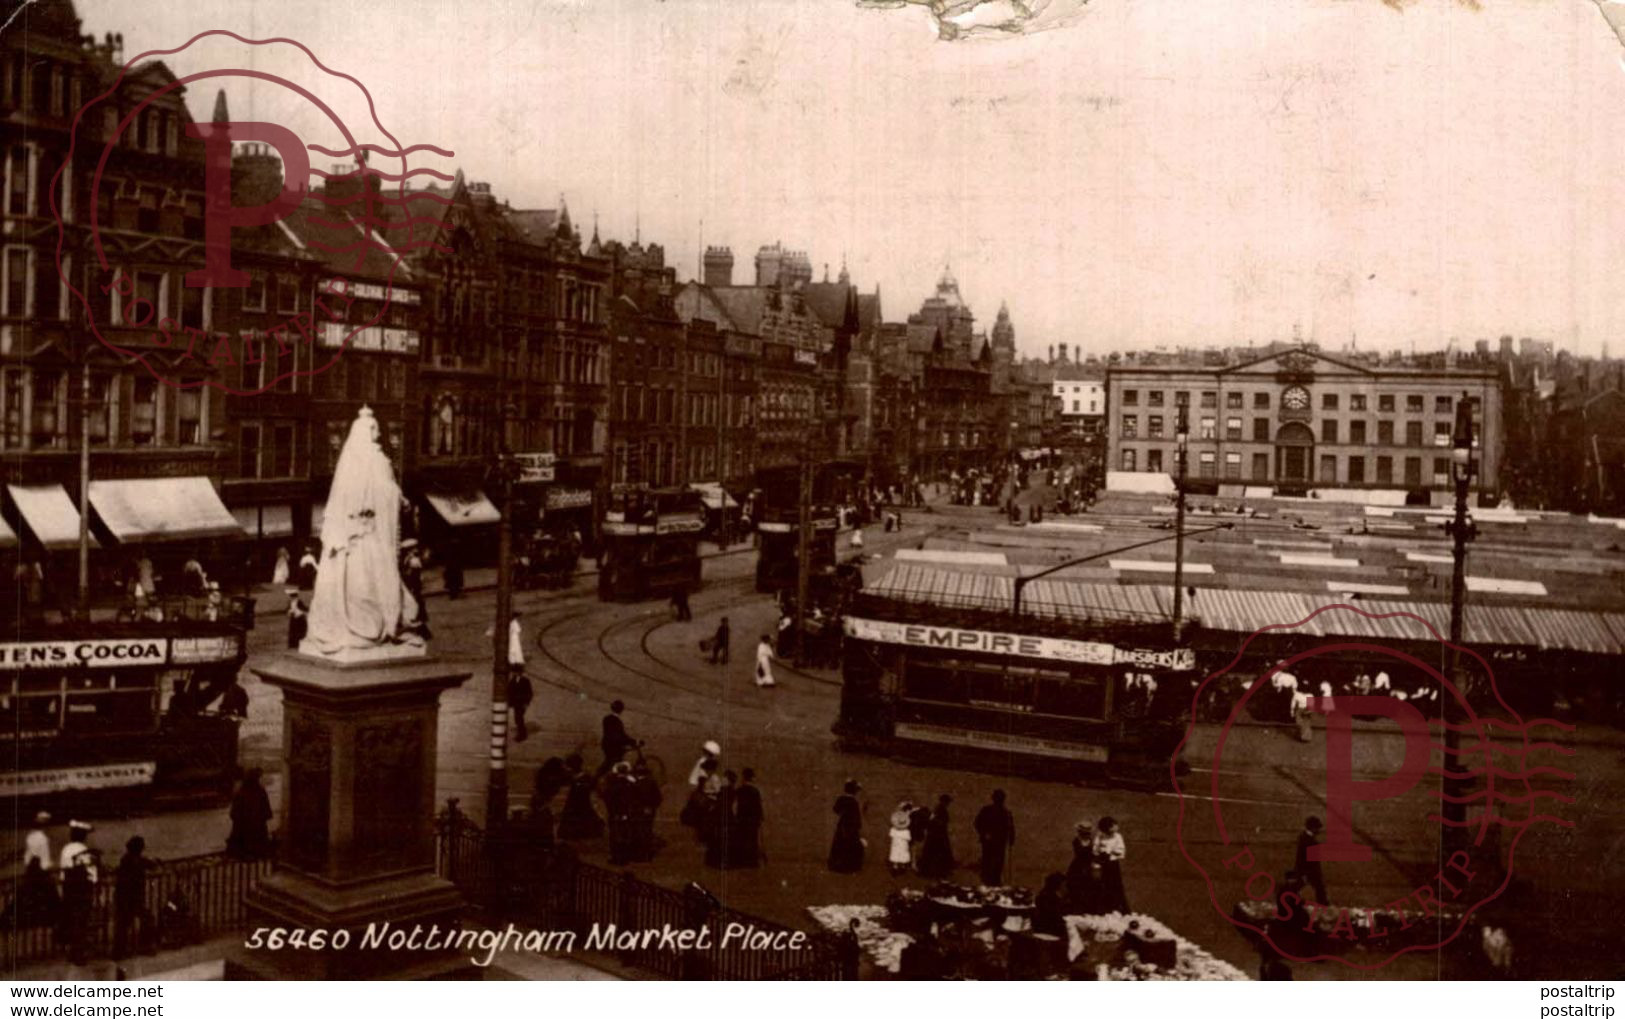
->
[842, 617, 1195, 671]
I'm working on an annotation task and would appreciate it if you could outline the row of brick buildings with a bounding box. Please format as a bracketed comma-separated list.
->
[1, 0, 1045, 578]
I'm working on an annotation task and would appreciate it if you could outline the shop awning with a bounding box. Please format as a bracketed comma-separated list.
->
[689, 482, 738, 511]
[0, 514, 16, 549]
[423, 490, 501, 527]
[90, 478, 246, 544]
[7, 484, 96, 550]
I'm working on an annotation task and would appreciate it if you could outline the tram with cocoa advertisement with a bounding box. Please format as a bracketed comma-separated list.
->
[1, 608, 249, 814]
[597, 487, 705, 601]
[834, 583, 1196, 784]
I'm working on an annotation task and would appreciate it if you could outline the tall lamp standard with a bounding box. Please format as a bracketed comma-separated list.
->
[1172, 402, 1190, 641]
[1442, 391, 1479, 834]
[486, 397, 520, 835]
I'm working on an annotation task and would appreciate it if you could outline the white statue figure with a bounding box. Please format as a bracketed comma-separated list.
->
[301, 407, 425, 658]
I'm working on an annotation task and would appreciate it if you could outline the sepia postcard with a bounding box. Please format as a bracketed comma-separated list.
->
[1, 0, 1622, 989]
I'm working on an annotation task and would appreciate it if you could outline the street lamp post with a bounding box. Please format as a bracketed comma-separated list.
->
[486, 404, 519, 834]
[1172, 403, 1190, 641]
[1442, 392, 1479, 833]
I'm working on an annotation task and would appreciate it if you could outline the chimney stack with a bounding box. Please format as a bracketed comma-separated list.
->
[231, 142, 286, 210]
[703, 246, 734, 288]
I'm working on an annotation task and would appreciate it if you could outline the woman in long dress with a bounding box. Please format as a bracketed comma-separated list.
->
[754, 635, 777, 688]
[1066, 821, 1098, 912]
[271, 547, 290, 587]
[827, 780, 865, 873]
[302, 408, 424, 655]
[1092, 817, 1129, 914]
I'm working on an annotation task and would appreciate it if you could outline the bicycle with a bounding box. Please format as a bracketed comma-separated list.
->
[595, 740, 667, 794]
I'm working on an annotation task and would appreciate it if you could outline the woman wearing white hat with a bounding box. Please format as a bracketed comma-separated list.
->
[687, 740, 722, 787]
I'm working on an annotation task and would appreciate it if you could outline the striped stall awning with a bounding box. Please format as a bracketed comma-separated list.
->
[1183, 589, 1323, 635]
[1020, 575, 1169, 622]
[868, 564, 1014, 612]
[864, 564, 1171, 623]
[1508, 606, 1623, 655]
[865, 563, 1625, 657]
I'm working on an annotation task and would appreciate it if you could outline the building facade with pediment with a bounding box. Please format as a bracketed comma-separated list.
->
[1104, 346, 1502, 500]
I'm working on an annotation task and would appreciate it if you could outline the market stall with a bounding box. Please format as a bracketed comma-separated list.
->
[810, 883, 1248, 980]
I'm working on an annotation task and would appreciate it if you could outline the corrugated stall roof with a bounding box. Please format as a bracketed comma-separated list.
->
[1334, 600, 1452, 642]
[1183, 589, 1320, 634]
[1512, 607, 1623, 655]
[868, 564, 1013, 611]
[1022, 577, 1167, 622]
[866, 566, 1625, 656]
[867, 565, 1168, 622]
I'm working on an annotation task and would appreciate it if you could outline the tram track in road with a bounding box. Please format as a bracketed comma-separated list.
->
[521, 518, 956, 742]
[619, 519, 965, 696]
[526, 577, 765, 731]
[564, 519, 956, 703]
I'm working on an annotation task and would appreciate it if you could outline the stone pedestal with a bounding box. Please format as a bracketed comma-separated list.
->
[225, 651, 475, 981]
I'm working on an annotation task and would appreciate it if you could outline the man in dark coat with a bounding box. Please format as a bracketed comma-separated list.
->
[705, 771, 737, 869]
[731, 767, 763, 868]
[908, 802, 931, 871]
[599, 700, 633, 775]
[507, 671, 534, 742]
[918, 794, 955, 878]
[1294, 816, 1328, 905]
[604, 762, 638, 865]
[226, 769, 273, 860]
[113, 836, 152, 959]
[973, 789, 1015, 886]
[630, 762, 663, 862]
[710, 617, 731, 665]
[828, 779, 865, 873]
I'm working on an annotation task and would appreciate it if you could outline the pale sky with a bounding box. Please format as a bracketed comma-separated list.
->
[59, 0, 1625, 359]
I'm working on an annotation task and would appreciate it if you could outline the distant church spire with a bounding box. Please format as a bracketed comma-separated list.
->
[212, 88, 229, 124]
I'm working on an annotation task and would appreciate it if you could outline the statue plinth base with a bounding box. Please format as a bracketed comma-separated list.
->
[294, 639, 427, 665]
[225, 651, 476, 981]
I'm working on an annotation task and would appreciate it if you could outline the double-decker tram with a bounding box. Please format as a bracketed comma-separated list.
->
[1, 608, 249, 813]
[597, 486, 705, 602]
[756, 508, 837, 593]
[835, 583, 1196, 784]
[753, 462, 860, 594]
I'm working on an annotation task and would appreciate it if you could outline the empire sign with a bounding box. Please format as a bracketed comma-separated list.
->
[842, 617, 1195, 671]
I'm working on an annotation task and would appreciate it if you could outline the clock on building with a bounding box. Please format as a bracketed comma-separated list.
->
[1282, 385, 1310, 411]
